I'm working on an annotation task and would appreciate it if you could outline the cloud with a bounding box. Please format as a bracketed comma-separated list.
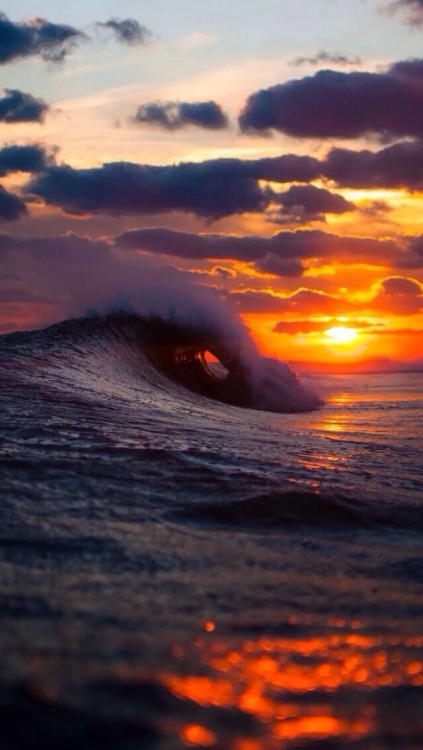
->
[239, 58, 423, 139]
[270, 184, 356, 223]
[324, 139, 423, 189]
[26, 160, 268, 220]
[0, 12, 84, 65]
[384, 0, 423, 25]
[289, 51, 362, 68]
[132, 100, 228, 130]
[25, 151, 332, 221]
[24, 152, 348, 221]
[0, 186, 27, 222]
[0, 89, 49, 123]
[24, 142, 423, 221]
[0, 144, 56, 177]
[98, 18, 151, 45]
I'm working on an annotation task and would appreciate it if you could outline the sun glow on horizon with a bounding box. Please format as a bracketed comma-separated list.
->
[324, 325, 360, 345]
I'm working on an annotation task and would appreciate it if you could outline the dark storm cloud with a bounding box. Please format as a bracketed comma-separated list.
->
[239, 58, 423, 139]
[0, 144, 55, 177]
[0, 12, 84, 65]
[0, 186, 27, 222]
[385, 0, 423, 25]
[132, 100, 228, 130]
[272, 184, 356, 222]
[324, 139, 423, 189]
[98, 18, 151, 44]
[0, 89, 49, 123]
[115, 226, 400, 268]
[289, 51, 362, 68]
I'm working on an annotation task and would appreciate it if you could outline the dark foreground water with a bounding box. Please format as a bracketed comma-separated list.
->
[0, 314, 422, 749]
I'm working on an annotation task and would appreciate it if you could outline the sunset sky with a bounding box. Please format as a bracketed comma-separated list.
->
[1, 0, 423, 363]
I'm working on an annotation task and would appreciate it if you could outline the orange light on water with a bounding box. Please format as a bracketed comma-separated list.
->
[180, 724, 216, 746]
[161, 627, 423, 747]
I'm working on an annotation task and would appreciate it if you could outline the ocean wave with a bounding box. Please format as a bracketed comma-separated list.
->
[0, 312, 321, 413]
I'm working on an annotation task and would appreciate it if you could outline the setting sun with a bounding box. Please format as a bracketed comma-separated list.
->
[324, 326, 360, 345]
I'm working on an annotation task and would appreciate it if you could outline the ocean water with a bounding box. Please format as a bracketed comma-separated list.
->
[0, 312, 422, 749]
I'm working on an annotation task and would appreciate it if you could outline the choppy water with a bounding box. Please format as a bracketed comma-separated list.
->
[0, 313, 422, 749]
